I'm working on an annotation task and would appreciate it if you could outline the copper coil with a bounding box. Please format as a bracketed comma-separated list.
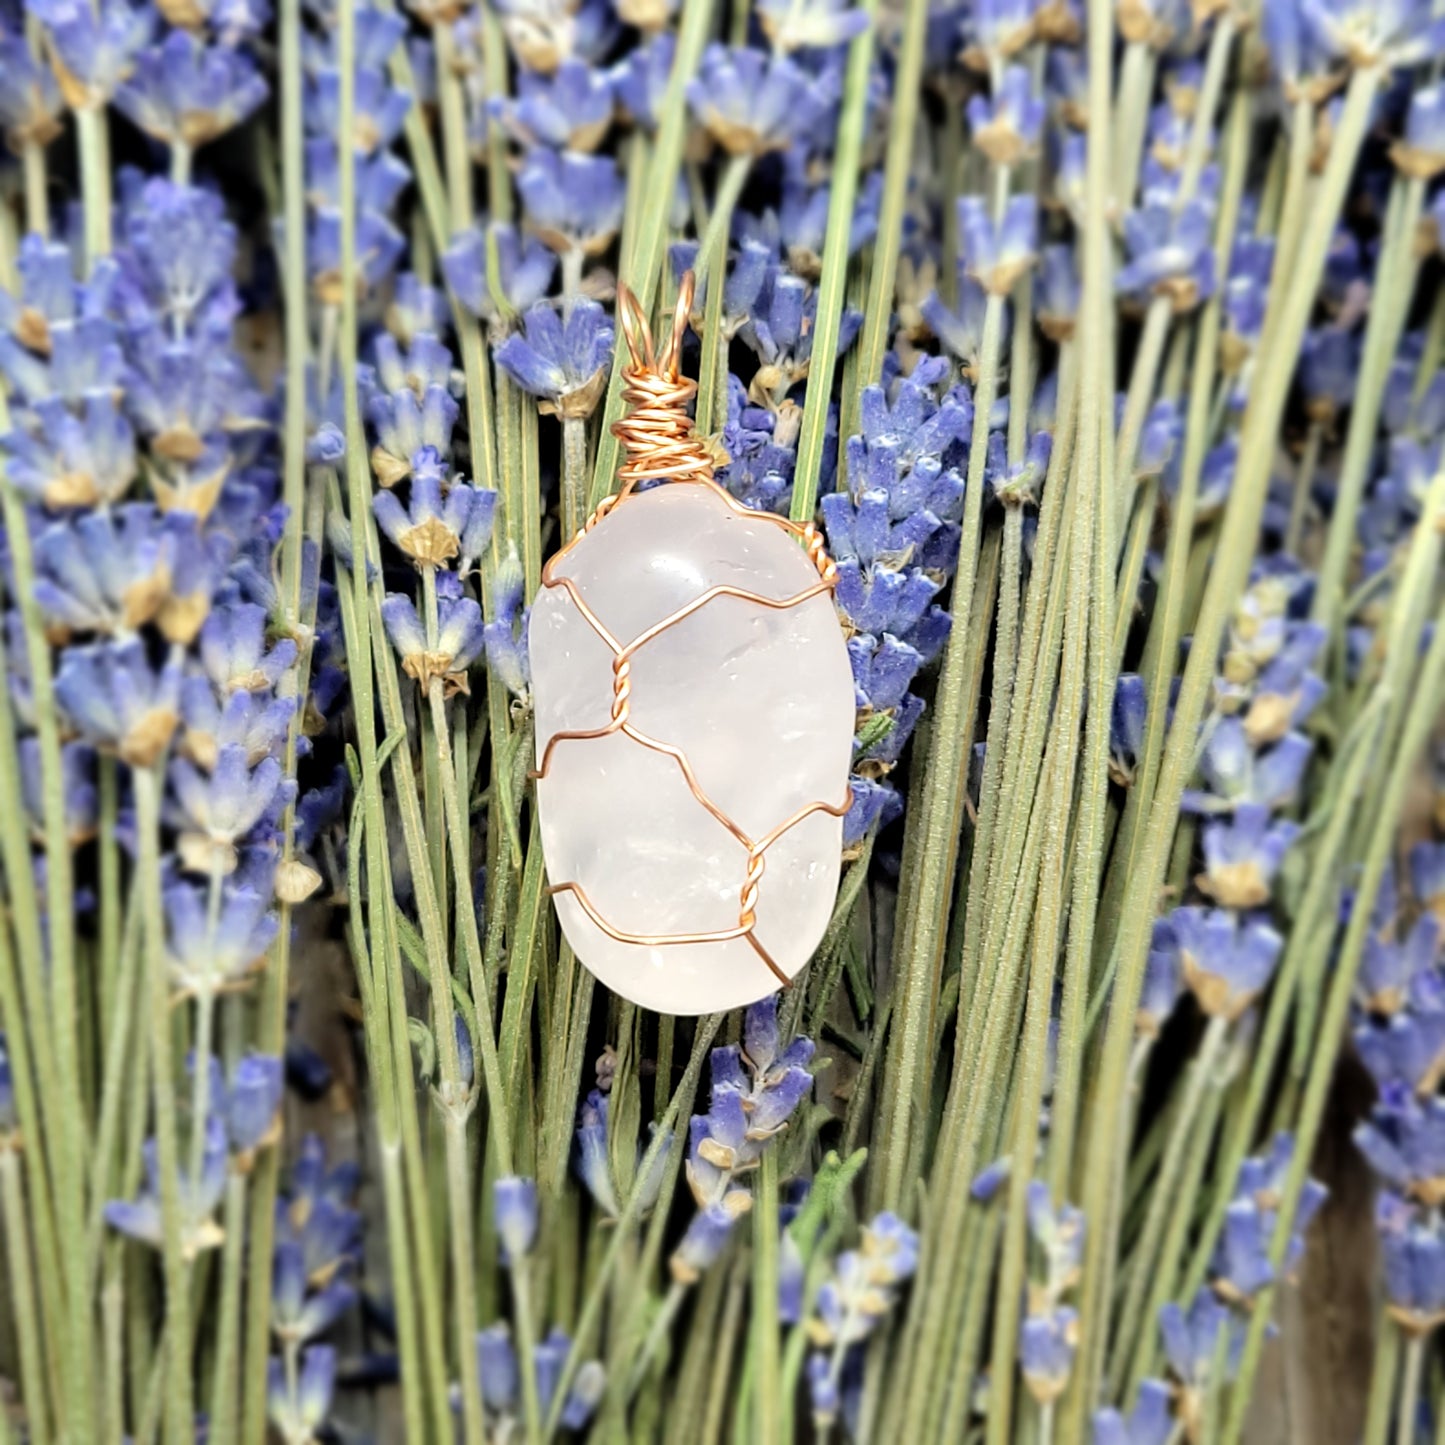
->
[611, 273, 717, 493]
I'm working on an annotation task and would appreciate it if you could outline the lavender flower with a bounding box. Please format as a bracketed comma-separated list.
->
[1377, 1192, 1445, 1336]
[517, 147, 625, 258]
[807, 1212, 920, 1349]
[685, 997, 813, 1210]
[494, 1175, 540, 1263]
[114, 28, 268, 150]
[473, 1324, 606, 1431]
[104, 1116, 228, 1259]
[1210, 1135, 1327, 1306]
[494, 299, 614, 418]
[686, 45, 837, 157]
[443, 222, 557, 321]
[267, 1345, 337, 1439]
[1169, 906, 1283, 1021]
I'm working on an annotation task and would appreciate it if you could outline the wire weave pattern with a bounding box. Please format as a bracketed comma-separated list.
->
[532, 274, 850, 987]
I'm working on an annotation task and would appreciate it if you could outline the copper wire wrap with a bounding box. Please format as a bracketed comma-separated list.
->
[532, 273, 849, 988]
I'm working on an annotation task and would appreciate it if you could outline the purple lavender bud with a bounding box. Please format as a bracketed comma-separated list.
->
[958, 194, 1038, 296]
[226, 1053, 283, 1155]
[517, 147, 625, 257]
[1026, 1183, 1085, 1289]
[1158, 1289, 1243, 1392]
[494, 1176, 540, 1264]
[476, 1324, 519, 1413]
[0, 1034, 15, 1135]
[18, 738, 97, 847]
[456, 223, 557, 321]
[163, 851, 279, 993]
[1411, 842, 1445, 915]
[496, 56, 614, 152]
[0, 31, 61, 152]
[1092, 1378, 1175, 1445]
[1170, 906, 1283, 1020]
[971, 1157, 1012, 1202]
[483, 552, 531, 701]
[115, 29, 267, 150]
[686, 45, 837, 157]
[575, 1089, 621, 1217]
[1109, 674, 1147, 786]
[368, 382, 459, 484]
[806, 1351, 840, 1425]
[1199, 804, 1301, 909]
[561, 1360, 606, 1431]
[1138, 918, 1183, 1039]
[105, 1116, 228, 1256]
[1377, 1192, 1445, 1332]
[272, 1241, 357, 1343]
[1020, 1307, 1078, 1404]
[670, 1202, 740, 1284]
[611, 32, 674, 131]
[495, 299, 614, 418]
[842, 776, 892, 847]
[1116, 199, 1215, 312]
[27, 0, 153, 105]
[55, 638, 183, 768]
[169, 743, 291, 859]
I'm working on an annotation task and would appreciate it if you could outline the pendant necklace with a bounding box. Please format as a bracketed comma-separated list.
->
[527, 274, 855, 1016]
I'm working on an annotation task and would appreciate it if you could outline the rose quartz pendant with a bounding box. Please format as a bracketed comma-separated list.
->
[528, 482, 855, 1015]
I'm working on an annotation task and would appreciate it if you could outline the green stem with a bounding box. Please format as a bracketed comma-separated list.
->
[1123, 1047, 1230, 1394]
[0, 1149, 51, 1445]
[0, 437, 90, 1438]
[543, 1016, 721, 1438]
[1107, 1017, 1229, 1394]
[849, 0, 927, 402]
[588, 0, 713, 506]
[562, 415, 590, 543]
[1221, 588, 1445, 1445]
[1361, 1315, 1401, 1445]
[1393, 1330, 1425, 1445]
[86, 892, 143, 1270]
[871, 293, 1005, 1215]
[434, 18, 473, 225]
[1285, 418, 1322, 559]
[206, 1172, 249, 1445]
[752, 1148, 782, 1445]
[22, 141, 47, 238]
[136, 767, 192, 1445]
[1061, 68, 1380, 1445]
[1112, 296, 1171, 528]
[693, 154, 752, 293]
[76, 105, 111, 262]
[1311, 174, 1426, 638]
[789, 0, 876, 522]
[1110, 42, 1155, 214]
[511, 1257, 546, 1445]
[444, 1107, 488, 1445]
[428, 681, 513, 1163]
[102, 1256, 124, 1442]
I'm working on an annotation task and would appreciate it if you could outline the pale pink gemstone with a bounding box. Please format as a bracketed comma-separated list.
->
[528, 483, 855, 1015]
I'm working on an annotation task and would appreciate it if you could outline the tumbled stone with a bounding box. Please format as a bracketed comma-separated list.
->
[529, 482, 855, 1015]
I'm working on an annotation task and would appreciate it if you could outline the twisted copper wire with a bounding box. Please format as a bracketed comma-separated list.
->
[533, 272, 849, 989]
[611, 273, 716, 494]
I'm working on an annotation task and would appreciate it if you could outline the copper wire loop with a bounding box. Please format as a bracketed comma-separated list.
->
[611, 272, 717, 492]
[534, 272, 850, 988]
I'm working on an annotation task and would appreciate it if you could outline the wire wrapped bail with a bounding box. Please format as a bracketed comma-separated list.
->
[611, 272, 716, 494]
